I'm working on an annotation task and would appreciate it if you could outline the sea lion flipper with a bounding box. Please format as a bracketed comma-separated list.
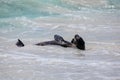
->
[54, 34, 64, 43]
[54, 34, 72, 46]
[16, 39, 25, 47]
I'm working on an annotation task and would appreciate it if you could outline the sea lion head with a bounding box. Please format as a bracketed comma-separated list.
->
[72, 34, 85, 50]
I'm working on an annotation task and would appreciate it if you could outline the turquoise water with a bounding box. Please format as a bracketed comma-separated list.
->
[0, 0, 82, 18]
[0, 0, 120, 18]
[0, 0, 120, 80]
[0, 0, 120, 41]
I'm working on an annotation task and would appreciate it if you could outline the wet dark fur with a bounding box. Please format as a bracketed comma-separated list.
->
[35, 40, 70, 47]
[71, 34, 85, 50]
[35, 35, 72, 47]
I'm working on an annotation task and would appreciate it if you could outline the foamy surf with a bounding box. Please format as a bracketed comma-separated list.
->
[0, 40, 120, 80]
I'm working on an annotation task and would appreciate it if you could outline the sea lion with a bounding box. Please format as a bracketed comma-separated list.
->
[16, 34, 85, 50]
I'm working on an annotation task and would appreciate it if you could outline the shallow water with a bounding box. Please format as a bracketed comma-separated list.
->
[0, 0, 120, 80]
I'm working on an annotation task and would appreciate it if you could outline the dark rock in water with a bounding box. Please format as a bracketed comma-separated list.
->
[16, 39, 24, 47]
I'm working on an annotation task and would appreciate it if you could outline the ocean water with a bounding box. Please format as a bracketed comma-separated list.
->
[0, 0, 120, 80]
